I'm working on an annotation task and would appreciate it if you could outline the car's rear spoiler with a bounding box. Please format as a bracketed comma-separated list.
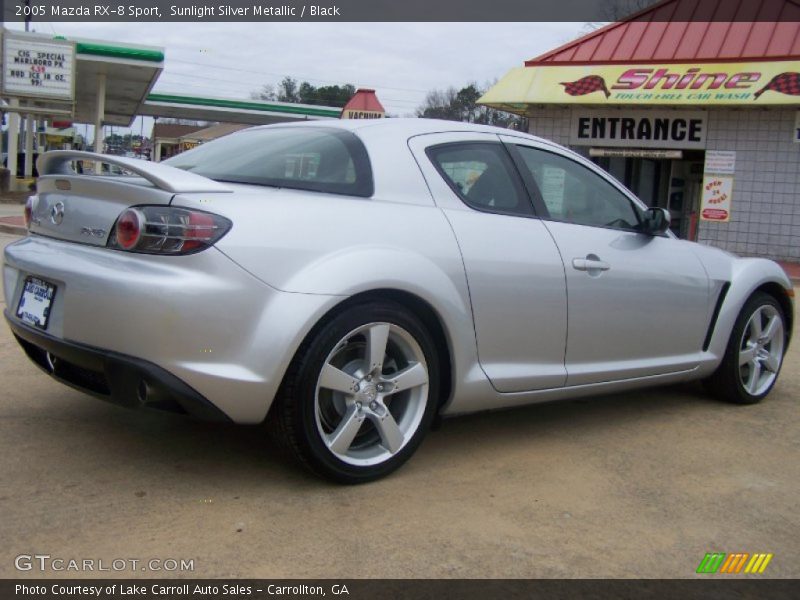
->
[36, 150, 232, 194]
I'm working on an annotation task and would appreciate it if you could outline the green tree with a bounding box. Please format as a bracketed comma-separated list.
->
[277, 76, 299, 103]
[252, 79, 357, 108]
[313, 84, 356, 107]
[250, 84, 276, 101]
[417, 87, 460, 121]
[297, 81, 317, 104]
[418, 82, 527, 129]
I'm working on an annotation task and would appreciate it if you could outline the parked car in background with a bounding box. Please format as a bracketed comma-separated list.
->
[3, 119, 793, 482]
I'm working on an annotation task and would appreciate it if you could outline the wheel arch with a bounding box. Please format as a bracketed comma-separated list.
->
[272, 288, 455, 417]
[706, 260, 794, 364]
[754, 281, 794, 346]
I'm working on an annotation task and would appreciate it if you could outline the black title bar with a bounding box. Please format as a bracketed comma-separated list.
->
[2, 0, 798, 23]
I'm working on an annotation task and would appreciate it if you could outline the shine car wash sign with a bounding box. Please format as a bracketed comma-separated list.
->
[1, 33, 75, 101]
[479, 61, 800, 108]
[569, 110, 707, 149]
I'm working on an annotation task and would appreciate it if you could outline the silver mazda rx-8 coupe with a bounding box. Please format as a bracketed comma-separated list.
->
[3, 119, 794, 482]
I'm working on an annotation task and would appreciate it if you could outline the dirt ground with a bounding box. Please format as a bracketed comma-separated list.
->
[0, 191, 31, 204]
[1, 231, 798, 579]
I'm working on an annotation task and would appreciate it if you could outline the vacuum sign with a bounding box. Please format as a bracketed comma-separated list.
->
[569, 110, 707, 149]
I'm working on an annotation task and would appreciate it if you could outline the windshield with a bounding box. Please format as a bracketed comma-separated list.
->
[165, 127, 374, 197]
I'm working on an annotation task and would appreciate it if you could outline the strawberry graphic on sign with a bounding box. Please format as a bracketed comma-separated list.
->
[560, 75, 610, 98]
[754, 72, 800, 99]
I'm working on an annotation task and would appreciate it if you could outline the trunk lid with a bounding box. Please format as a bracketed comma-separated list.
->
[30, 175, 173, 246]
[29, 151, 231, 246]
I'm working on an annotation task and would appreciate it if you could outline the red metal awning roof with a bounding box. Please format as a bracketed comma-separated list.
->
[527, 0, 800, 65]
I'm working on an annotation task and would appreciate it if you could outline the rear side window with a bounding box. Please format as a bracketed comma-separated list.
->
[165, 127, 373, 197]
[427, 143, 532, 217]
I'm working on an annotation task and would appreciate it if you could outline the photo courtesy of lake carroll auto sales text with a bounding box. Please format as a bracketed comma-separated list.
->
[0, 0, 798, 598]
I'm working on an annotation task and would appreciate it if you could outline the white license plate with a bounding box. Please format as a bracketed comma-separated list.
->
[16, 277, 57, 330]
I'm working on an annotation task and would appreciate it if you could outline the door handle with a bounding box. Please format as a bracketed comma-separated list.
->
[572, 256, 610, 272]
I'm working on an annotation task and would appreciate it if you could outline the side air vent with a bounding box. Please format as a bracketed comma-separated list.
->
[703, 282, 731, 351]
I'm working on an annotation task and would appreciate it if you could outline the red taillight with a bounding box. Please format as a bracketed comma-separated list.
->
[115, 208, 144, 249]
[24, 196, 34, 229]
[109, 206, 231, 255]
[182, 211, 216, 253]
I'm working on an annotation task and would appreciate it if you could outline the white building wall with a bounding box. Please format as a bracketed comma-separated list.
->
[527, 107, 573, 147]
[701, 109, 800, 261]
[526, 107, 800, 262]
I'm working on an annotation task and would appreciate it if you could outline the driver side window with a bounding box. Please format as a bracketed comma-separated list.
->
[514, 145, 641, 231]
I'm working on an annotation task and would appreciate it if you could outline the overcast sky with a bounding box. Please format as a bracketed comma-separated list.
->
[4, 21, 590, 135]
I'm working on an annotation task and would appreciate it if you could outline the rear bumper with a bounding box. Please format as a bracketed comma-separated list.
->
[6, 311, 231, 422]
[3, 235, 343, 423]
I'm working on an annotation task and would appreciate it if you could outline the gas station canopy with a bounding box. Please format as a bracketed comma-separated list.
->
[1, 28, 342, 127]
[72, 39, 164, 126]
[140, 93, 341, 124]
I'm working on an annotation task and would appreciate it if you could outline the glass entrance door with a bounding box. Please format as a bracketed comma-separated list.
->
[592, 154, 706, 239]
[667, 156, 705, 240]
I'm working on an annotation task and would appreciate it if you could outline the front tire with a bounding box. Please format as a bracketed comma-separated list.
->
[269, 300, 439, 483]
[705, 292, 787, 405]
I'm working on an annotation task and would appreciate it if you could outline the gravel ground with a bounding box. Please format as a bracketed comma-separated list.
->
[1, 232, 797, 579]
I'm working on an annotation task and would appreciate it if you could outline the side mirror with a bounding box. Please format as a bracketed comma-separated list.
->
[642, 207, 671, 236]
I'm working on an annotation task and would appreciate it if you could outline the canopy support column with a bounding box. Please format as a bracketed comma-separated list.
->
[94, 72, 106, 173]
[7, 99, 20, 187]
[24, 115, 34, 178]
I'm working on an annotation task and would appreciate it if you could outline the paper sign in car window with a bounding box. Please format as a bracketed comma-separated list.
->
[445, 161, 486, 195]
[541, 166, 566, 216]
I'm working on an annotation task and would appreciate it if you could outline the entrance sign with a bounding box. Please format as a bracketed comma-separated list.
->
[701, 151, 736, 222]
[480, 61, 800, 108]
[570, 110, 707, 149]
[1, 33, 75, 101]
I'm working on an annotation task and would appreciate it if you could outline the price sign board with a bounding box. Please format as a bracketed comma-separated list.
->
[2, 33, 75, 101]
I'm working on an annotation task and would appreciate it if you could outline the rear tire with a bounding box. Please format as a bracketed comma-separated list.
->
[269, 300, 439, 483]
[705, 292, 787, 405]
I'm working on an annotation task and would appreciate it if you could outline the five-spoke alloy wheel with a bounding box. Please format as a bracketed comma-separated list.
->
[706, 291, 787, 404]
[269, 300, 440, 483]
[315, 322, 430, 466]
[737, 304, 785, 397]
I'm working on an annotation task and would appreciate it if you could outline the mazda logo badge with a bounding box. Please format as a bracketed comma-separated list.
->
[50, 202, 65, 225]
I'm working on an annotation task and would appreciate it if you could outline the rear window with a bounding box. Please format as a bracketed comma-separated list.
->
[164, 127, 373, 197]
